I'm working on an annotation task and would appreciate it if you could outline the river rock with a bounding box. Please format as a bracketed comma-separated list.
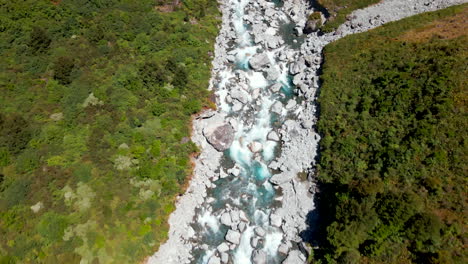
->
[254, 227, 266, 237]
[208, 256, 221, 264]
[231, 89, 249, 104]
[217, 242, 229, 253]
[248, 141, 263, 153]
[228, 166, 241, 176]
[282, 250, 305, 264]
[301, 119, 313, 129]
[271, 101, 283, 114]
[238, 222, 247, 232]
[270, 83, 282, 93]
[285, 100, 297, 110]
[220, 252, 229, 264]
[252, 250, 267, 264]
[267, 131, 280, 141]
[249, 53, 270, 70]
[278, 243, 289, 255]
[266, 67, 280, 81]
[239, 210, 249, 222]
[270, 212, 282, 227]
[220, 212, 232, 226]
[225, 230, 241, 244]
[203, 123, 235, 151]
[230, 210, 240, 223]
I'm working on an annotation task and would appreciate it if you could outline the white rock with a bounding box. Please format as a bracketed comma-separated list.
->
[30, 201, 43, 213]
[270, 83, 282, 93]
[270, 213, 282, 227]
[254, 227, 266, 237]
[271, 101, 283, 114]
[285, 100, 297, 110]
[248, 141, 263, 153]
[208, 256, 221, 264]
[225, 230, 241, 244]
[267, 131, 280, 141]
[217, 242, 229, 253]
[220, 212, 232, 226]
[220, 252, 229, 264]
[278, 243, 290, 255]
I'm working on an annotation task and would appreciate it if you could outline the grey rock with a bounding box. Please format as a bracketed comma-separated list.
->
[270, 83, 282, 93]
[217, 242, 229, 253]
[225, 230, 241, 244]
[208, 256, 221, 264]
[270, 213, 282, 227]
[220, 252, 229, 264]
[254, 227, 266, 237]
[220, 212, 232, 226]
[271, 101, 283, 114]
[301, 119, 313, 129]
[285, 100, 297, 110]
[278, 243, 289, 255]
[203, 124, 235, 151]
[249, 53, 270, 70]
[267, 131, 280, 141]
[282, 250, 304, 264]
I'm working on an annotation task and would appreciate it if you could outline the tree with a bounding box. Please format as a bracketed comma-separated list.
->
[28, 26, 51, 54]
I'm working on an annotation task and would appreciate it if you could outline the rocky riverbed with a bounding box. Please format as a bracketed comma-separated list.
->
[148, 0, 467, 263]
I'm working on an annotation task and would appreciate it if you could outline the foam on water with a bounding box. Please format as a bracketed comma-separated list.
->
[198, 210, 220, 233]
[233, 226, 254, 263]
[264, 232, 283, 257]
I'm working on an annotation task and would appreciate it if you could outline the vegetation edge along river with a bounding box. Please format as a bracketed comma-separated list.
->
[313, 4, 467, 263]
[0, 0, 220, 263]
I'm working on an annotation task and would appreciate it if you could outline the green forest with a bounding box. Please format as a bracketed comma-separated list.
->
[313, 4, 467, 263]
[0, 0, 219, 263]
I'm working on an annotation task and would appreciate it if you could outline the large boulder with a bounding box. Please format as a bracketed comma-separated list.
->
[203, 123, 235, 151]
[225, 230, 241, 244]
[249, 53, 270, 71]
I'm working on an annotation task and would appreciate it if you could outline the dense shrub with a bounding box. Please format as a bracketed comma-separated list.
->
[313, 5, 467, 263]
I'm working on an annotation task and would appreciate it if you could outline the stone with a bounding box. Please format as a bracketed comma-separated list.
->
[208, 256, 221, 264]
[270, 213, 282, 227]
[252, 250, 267, 264]
[254, 227, 266, 237]
[232, 101, 243, 112]
[267, 131, 280, 141]
[282, 250, 303, 264]
[230, 210, 240, 223]
[301, 119, 313, 129]
[251, 237, 259, 248]
[271, 101, 283, 114]
[220, 252, 229, 264]
[278, 243, 289, 255]
[285, 100, 297, 110]
[231, 90, 249, 104]
[30, 201, 43, 213]
[266, 67, 280, 81]
[229, 166, 241, 176]
[50, 112, 63, 121]
[248, 141, 263, 153]
[249, 53, 270, 70]
[252, 88, 261, 99]
[220, 212, 232, 226]
[225, 230, 241, 244]
[270, 83, 282, 93]
[203, 123, 235, 151]
[238, 222, 247, 232]
[217, 242, 229, 253]
[239, 210, 249, 222]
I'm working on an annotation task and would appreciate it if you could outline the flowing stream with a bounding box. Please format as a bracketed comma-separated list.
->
[190, 0, 311, 263]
